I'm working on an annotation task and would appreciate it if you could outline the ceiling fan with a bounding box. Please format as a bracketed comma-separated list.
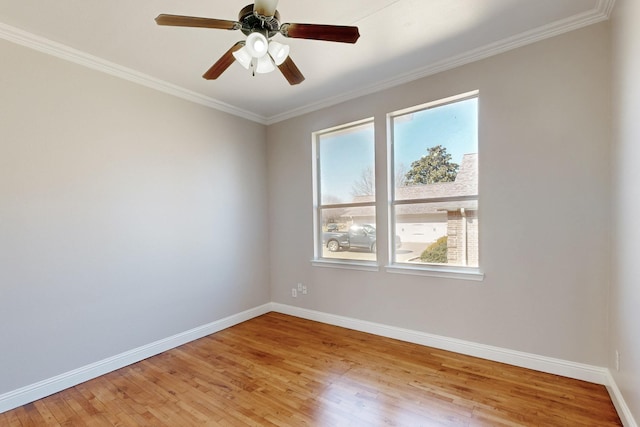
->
[155, 0, 360, 85]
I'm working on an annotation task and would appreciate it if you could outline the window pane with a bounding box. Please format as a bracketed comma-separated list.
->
[393, 98, 477, 193]
[315, 119, 377, 264]
[391, 95, 479, 269]
[319, 122, 375, 205]
[392, 202, 478, 267]
[320, 209, 377, 262]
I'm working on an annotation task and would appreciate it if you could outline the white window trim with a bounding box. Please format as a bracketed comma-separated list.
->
[311, 259, 380, 272]
[386, 264, 484, 281]
[312, 118, 377, 264]
[386, 90, 481, 278]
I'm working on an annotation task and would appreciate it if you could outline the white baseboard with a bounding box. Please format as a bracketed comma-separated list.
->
[272, 304, 640, 425]
[2, 302, 636, 427]
[606, 371, 639, 427]
[271, 303, 608, 383]
[0, 303, 272, 414]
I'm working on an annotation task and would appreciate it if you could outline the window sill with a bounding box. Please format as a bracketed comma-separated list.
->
[385, 264, 484, 281]
[311, 259, 380, 272]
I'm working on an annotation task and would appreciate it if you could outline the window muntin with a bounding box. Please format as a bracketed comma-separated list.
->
[389, 93, 479, 269]
[314, 119, 376, 263]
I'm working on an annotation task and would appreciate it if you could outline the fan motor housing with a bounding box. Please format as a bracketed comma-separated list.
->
[238, 4, 281, 37]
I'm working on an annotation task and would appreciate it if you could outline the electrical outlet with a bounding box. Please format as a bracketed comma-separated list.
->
[615, 350, 620, 372]
[297, 283, 303, 291]
[302, 285, 308, 295]
[291, 288, 297, 298]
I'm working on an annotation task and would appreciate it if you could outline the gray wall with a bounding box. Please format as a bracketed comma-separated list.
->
[611, 0, 640, 420]
[0, 39, 270, 394]
[267, 23, 611, 366]
[3, 11, 632, 416]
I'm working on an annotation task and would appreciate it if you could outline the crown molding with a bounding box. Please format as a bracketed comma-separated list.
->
[2, 0, 615, 126]
[265, 0, 616, 124]
[0, 22, 269, 125]
[598, 0, 617, 18]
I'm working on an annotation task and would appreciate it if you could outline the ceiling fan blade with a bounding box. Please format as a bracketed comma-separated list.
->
[253, 0, 279, 18]
[155, 14, 239, 30]
[203, 42, 244, 80]
[281, 23, 360, 44]
[278, 56, 305, 85]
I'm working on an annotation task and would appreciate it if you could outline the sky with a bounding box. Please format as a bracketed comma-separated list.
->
[319, 97, 478, 203]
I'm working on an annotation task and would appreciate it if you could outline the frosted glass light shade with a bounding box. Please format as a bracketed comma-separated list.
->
[232, 46, 253, 69]
[268, 41, 290, 66]
[255, 55, 276, 74]
[254, 0, 279, 17]
[245, 32, 269, 58]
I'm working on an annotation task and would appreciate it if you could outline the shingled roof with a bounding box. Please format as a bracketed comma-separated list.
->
[345, 153, 478, 218]
[396, 153, 477, 200]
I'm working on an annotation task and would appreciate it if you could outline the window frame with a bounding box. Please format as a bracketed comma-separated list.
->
[311, 117, 379, 271]
[386, 91, 484, 281]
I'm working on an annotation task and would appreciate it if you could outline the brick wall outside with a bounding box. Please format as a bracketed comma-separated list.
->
[446, 210, 479, 267]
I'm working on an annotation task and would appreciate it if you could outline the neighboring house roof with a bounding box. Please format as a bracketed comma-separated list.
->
[396, 153, 478, 200]
[344, 153, 478, 218]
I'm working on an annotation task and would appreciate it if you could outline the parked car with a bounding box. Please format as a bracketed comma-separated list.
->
[323, 224, 401, 253]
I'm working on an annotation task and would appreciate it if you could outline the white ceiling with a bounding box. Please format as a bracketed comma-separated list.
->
[0, 0, 612, 124]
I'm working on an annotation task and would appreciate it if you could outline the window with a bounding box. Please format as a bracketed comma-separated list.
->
[388, 92, 479, 273]
[313, 119, 376, 265]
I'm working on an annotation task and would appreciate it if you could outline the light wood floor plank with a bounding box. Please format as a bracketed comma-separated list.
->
[1, 312, 621, 426]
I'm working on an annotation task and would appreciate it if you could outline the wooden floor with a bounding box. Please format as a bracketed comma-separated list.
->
[1, 312, 621, 426]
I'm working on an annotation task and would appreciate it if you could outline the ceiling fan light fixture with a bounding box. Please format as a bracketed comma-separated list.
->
[245, 32, 269, 58]
[255, 55, 276, 74]
[155, 1, 358, 85]
[232, 45, 252, 69]
[268, 41, 290, 66]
